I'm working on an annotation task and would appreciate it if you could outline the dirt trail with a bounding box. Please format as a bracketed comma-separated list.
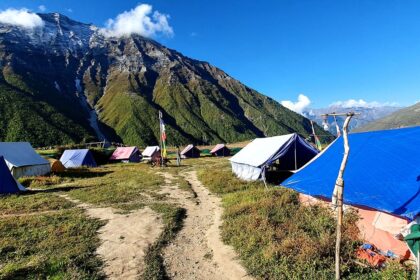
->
[59, 194, 163, 280]
[160, 171, 252, 280]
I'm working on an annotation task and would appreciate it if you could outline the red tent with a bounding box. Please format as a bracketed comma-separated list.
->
[109, 146, 141, 162]
[181, 144, 201, 158]
[210, 144, 231, 157]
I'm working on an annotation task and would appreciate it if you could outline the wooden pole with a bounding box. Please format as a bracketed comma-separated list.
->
[321, 112, 357, 280]
[294, 139, 297, 170]
[310, 120, 316, 139]
[417, 250, 420, 280]
[332, 113, 353, 280]
[158, 111, 163, 167]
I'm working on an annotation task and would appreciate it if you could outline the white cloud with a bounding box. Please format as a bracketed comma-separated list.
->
[330, 99, 398, 108]
[101, 4, 173, 38]
[281, 94, 311, 114]
[66, 8, 73, 13]
[0, 8, 44, 29]
[38, 5, 46, 12]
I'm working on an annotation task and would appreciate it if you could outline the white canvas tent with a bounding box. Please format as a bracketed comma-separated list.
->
[229, 133, 318, 181]
[0, 142, 51, 178]
[142, 146, 160, 160]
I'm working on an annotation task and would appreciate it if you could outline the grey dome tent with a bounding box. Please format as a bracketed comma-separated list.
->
[229, 133, 318, 181]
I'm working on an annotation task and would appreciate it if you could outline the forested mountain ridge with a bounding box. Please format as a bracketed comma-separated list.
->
[0, 13, 327, 146]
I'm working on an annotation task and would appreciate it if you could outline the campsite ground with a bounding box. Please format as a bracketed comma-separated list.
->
[0, 157, 415, 279]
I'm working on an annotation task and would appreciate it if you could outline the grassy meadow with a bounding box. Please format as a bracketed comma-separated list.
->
[0, 155, 415, 279]
[195, 158, 415, 280]
[0, 163, 188, 280]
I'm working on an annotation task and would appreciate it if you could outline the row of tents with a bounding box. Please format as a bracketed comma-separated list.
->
[110, 144, 232, 162]
[180, 144, 231, 158]
[0, 142, 233, 194]
[229, 126, 420, 259]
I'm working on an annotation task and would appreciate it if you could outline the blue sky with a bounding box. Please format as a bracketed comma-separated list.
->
[1, 0, 419, 108]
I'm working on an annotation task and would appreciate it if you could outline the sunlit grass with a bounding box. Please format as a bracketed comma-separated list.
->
[51, 163, 164, 208]
[0, 193, 74, 215]
[197, 157, 415, 279]
[1, 157, 414, 279]
[0, 209, 104, 279]
[0, 162, 180, 279]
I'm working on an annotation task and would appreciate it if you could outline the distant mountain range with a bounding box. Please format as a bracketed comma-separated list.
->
[0, 13, 328, 147]
[304, 105, 401, 135]
[354, 102, 420, 132]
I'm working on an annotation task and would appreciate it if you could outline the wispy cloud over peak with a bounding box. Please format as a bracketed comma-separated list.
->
[101, 4, 173, 38]
[330, 99, 398, 108]
[281, 94, 311, 114]
[38, 5, 46, 12]
[0, 8, 44, 29]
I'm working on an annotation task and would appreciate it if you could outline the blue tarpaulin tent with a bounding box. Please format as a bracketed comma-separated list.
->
[0, 156, 26, 194]
[59, 149, 97, 168]
[282, 126, 420, 220]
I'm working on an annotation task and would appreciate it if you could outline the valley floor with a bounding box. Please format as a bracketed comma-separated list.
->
[0, 158, 415, 279]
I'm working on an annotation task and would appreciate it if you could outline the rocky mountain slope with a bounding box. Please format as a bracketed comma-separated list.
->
[0, 13, 327, 147]
[354, 102, 420, 132]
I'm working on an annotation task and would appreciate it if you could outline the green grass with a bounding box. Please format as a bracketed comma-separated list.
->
[0, 162, 187, 279]
[1, 158, 414, 279]
[0, 209, 105, 280]
[0, 192, 74, 215]
[56, 164, 164, 207]
[196, 158, 415, 279]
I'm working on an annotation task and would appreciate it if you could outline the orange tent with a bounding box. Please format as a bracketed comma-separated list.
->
[48, 159, 66, 173]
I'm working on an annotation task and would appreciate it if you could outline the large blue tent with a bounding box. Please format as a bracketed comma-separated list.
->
[282, 126, 420, 220]
[0, 156, 26, 194]
[59, 149, 97, 168]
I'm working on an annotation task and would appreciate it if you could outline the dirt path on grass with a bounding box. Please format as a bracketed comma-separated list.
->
[59, 194, 163, 280]
[160, 171, 252, 280]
